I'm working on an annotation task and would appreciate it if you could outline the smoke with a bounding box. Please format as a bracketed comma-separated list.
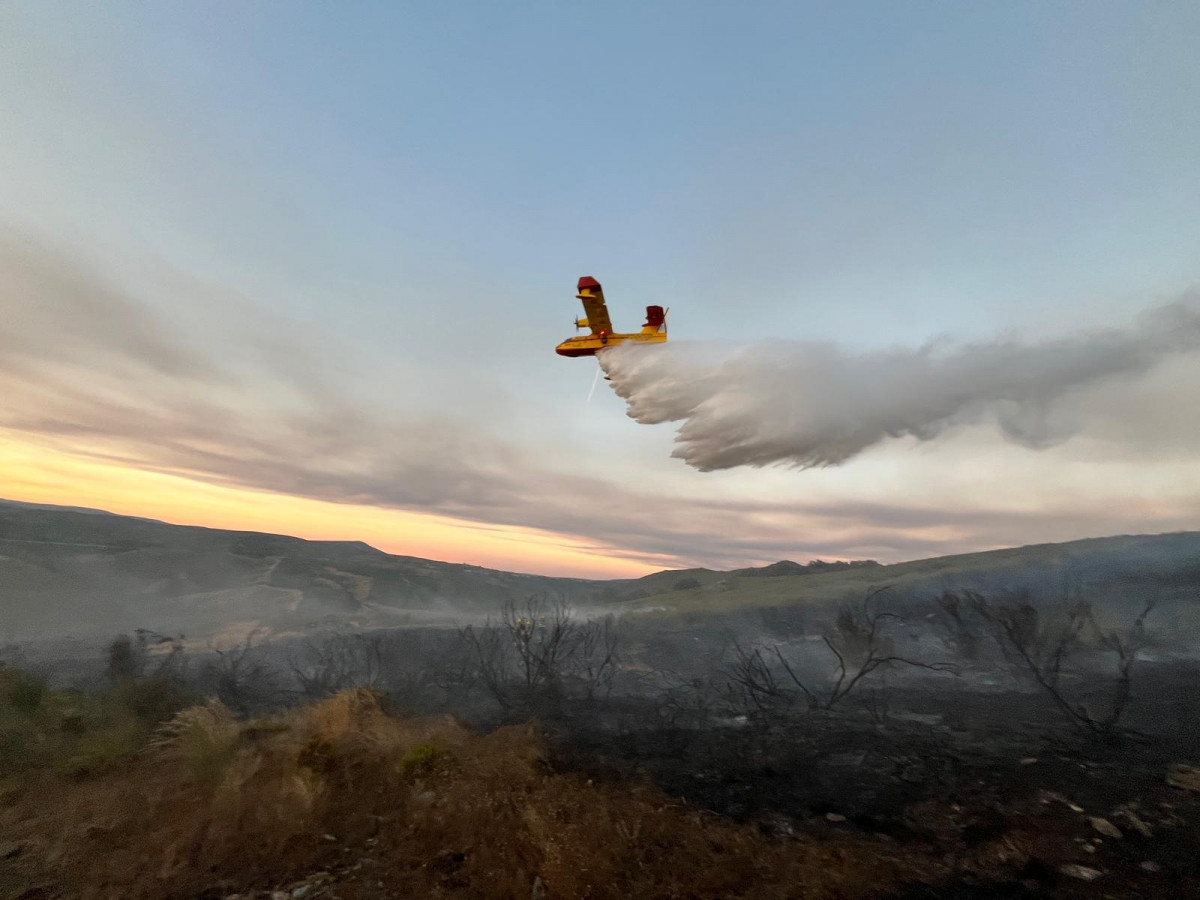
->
[599, 296, 1200, 471]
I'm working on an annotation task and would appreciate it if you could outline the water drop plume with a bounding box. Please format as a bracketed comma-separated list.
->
[598, 296, 1200, 471]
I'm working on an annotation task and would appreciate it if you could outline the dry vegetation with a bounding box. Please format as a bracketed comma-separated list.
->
[2, 683, 937, 900]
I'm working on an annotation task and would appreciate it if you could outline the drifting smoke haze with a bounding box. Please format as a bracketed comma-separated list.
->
[599, 296, 1200, 471]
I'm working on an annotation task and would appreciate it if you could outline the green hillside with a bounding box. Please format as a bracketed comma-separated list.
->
[620, 532, 1200, 616]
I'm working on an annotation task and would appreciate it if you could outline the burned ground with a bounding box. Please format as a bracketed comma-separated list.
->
[546, 675, 1200, 899]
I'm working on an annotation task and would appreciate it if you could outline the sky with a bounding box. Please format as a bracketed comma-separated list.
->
[1, 2, 1199, 578]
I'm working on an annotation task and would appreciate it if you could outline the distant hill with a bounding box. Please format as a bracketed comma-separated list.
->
[3, 498, 1198, 646]
[618, 532, 1200, 640]
[0, 499, 626, 641]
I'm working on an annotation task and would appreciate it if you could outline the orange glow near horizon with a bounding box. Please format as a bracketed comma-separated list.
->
[0, 434, 661, 580]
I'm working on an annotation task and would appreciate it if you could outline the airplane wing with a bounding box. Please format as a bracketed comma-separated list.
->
[576, 276, 613, 335]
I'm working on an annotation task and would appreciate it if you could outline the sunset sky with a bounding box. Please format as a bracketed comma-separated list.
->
[2, 3, 1199, 578]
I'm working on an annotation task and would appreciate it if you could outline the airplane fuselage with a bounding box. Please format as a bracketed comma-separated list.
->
[554, 330, 667, 357]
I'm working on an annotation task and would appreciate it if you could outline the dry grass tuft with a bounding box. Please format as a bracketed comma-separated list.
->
[152, 699, 240, 788]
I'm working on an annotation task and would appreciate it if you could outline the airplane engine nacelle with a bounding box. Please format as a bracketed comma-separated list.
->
[644, 305, 665, 328]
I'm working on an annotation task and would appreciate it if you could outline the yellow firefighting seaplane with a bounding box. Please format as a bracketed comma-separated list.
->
[555, 276, 667, 357]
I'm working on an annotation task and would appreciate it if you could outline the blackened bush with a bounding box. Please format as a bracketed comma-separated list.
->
[120, 676, 200, 726]
[3, 666, 46, 716]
